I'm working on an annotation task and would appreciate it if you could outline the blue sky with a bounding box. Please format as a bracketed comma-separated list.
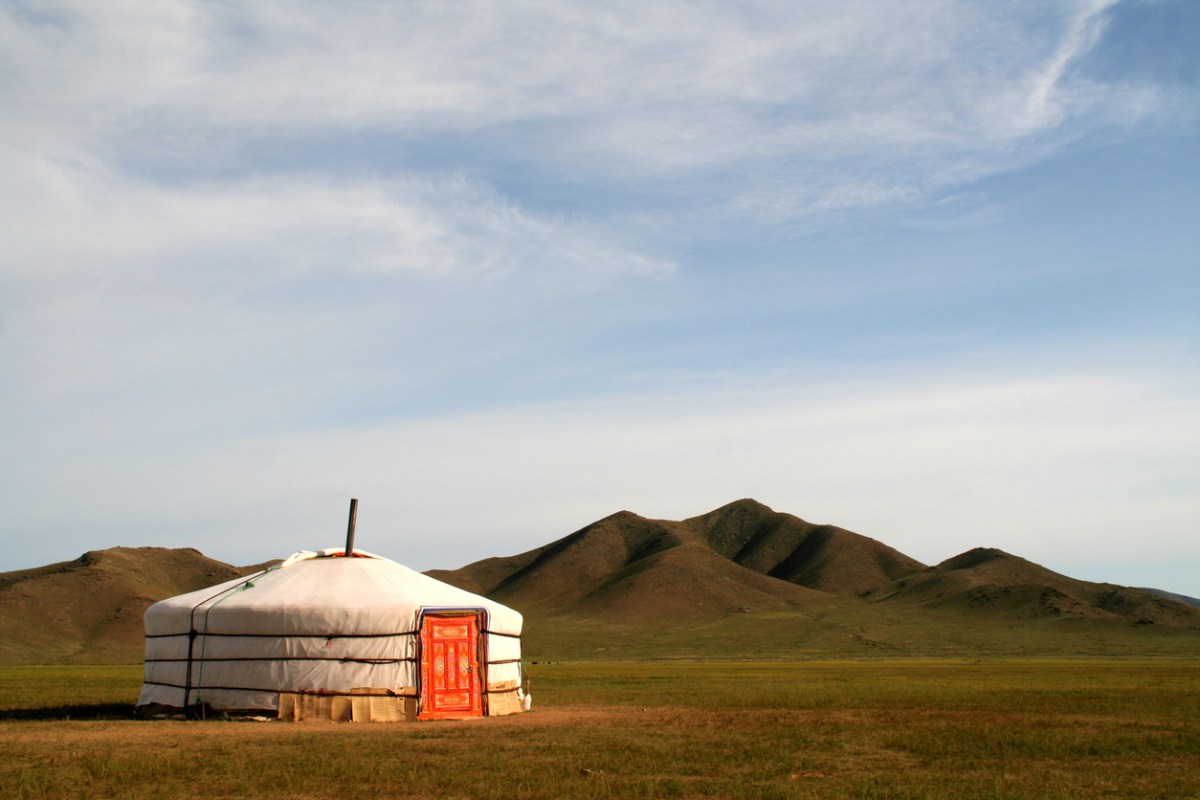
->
[2, 0, 1198, 595]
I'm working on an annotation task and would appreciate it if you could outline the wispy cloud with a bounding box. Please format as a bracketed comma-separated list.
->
[1, 1, 1196, 595]
[2, 1, 1172, 234]
[0, 150, 674, 285]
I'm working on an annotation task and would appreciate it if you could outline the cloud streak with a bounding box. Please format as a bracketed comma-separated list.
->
[0, 152, 674, 285]
[3, 2, 1170, 218]
[1, 1, 1197, 599]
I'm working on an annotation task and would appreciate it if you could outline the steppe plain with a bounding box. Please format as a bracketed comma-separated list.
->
[2, 500, 1198, 798]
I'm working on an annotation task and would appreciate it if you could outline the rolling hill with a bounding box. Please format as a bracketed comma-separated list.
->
[2, 499, 1197, 663]
[0, 547, 267, 664]
[865, 547, 1200, 626]
[430, 499, 1199, 628]
[427, 499, 923, 616]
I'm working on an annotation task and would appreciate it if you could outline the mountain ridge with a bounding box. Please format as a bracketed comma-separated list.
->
[430, 499, 1200, 628]
[2, 499, 1198, 663]
[429, 499, 927, 615]
[864, 546, 1198, 625]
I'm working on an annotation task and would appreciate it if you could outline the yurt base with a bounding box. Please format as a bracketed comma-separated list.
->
[278, 689, 418, 723]
[135, 682, 526, 723]
[278, 681, 524, 722]
[484, 681, 526, 717]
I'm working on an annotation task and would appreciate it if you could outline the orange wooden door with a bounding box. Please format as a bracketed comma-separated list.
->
[419, 614, 483, 719]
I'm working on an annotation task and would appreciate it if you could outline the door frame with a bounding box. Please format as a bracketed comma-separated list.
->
[415, 608, 488, 720]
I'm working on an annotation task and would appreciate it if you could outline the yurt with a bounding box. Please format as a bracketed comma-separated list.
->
[136, 539, 528, 721]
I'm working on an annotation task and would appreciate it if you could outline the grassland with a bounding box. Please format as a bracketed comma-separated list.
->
[521, 606, 1200, 662]
[1, 660, 1198, 799]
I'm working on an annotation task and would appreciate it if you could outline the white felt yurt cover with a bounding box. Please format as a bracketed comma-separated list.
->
[137, 548, 523, 713]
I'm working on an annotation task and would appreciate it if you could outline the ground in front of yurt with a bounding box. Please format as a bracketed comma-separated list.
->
[1, 661, 1197, 799]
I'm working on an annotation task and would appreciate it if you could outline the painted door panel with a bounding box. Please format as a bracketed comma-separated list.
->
[419, 614, 482, 719]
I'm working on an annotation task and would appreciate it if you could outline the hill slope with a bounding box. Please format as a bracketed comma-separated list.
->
[688, 500, 925, 594]
[434, 500, 1200, 631]
[430, 499, 924, 617]
[868, 548, 1200, 626]
[1139, 587, 1200, 608]
[0, 547, 264, 664]
[3, 501, 1197, 664]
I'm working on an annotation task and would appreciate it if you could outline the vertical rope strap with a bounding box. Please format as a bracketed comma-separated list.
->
[182, 565, 278, 710]
[193, 577, 264, 711]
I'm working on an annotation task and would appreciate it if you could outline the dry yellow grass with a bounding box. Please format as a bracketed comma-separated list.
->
[1, 660, 1198, 799]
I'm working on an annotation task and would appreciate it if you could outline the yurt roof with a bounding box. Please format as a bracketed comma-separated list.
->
[144, 548, 523, 637]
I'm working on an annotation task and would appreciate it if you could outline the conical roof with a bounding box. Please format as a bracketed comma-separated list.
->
[145, 548, 523, 637]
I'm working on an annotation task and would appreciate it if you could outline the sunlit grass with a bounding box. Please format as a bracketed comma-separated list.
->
[0, 660, 1197, 798]
[0, 665, 140, 719]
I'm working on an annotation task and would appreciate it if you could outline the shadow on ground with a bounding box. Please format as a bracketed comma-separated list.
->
[0, 703, 133, 720]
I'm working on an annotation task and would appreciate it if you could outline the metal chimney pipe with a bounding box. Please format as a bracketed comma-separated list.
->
[345, 498, 358, 556]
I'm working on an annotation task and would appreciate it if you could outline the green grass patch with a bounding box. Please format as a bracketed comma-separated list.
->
[0, 660, 1197, 799]
[0, 665, 141, 719]
[522, 607, 1200, 661]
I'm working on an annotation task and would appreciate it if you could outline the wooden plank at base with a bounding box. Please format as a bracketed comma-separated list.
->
[351, 687, 414, 723]
[299, 693, 333, 721]
[350, 687, 417, 723]
[278, 689, 418, 722]
[331, 697, 352, 722]
[277, 693, 297, 721]
[487, 689, 524, 717]
[349, 688, 372, 722]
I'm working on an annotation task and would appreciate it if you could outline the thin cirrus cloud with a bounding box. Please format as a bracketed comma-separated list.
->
[0, 152, 674, 284]
[1, 1, 1196, 595]
[1, 0, 1168, 297]
[5, 2, 1165, 215]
